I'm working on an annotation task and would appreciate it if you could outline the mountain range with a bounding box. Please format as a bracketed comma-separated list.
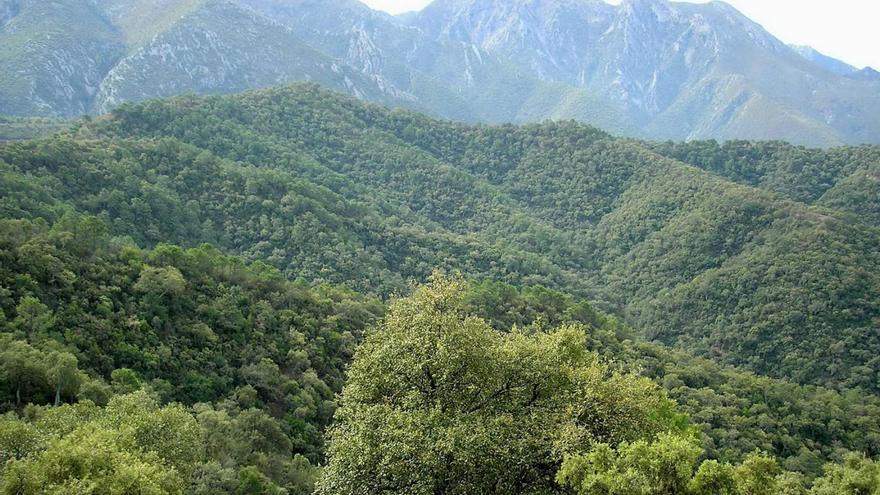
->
[1, 0, 879, 146]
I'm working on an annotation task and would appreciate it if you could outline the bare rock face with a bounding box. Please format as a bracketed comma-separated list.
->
[93, 1, 395, 114]
[2, 0, 879, 146]
[235, 0, 880, 144]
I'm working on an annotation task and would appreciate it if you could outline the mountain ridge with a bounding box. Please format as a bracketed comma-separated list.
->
[0, 0, 878, 145]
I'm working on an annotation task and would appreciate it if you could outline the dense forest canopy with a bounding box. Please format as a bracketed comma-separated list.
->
[2, 84, 880, 493]
[1, 84, 878, 392]
[1, 218, 879, 492]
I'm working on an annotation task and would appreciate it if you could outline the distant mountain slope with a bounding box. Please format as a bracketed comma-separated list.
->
[407, 0, 880, 145]
[0, 0, 125, 116]
[4, 84, 880, 392]
[237, 0, 639, 133]
[790, 45, 858, 77]
[92, 0, 399, 114]
[0, 0, 878, 145]
[95, 0, 206, 49]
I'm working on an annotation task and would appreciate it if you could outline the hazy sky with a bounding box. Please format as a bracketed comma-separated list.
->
[361, 0, 880, 70]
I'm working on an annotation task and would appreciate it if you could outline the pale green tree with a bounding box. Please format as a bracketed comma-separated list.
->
[0, 392, 202, 494]
[317, 277, 678, 495]
[0, 335, 47, 405]
[810, 454, 880, 495]
[557, 432, 703, 495]
[45, 349, 83, 406]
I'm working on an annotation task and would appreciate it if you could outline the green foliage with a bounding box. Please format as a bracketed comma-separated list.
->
[0, 216, 382, 492]
[462, 281, 880, 477]
[0, 364, 321, 494]
[45, 348, 82, 406]
[0, 208, 878, 481]
[0, 116, 69, 142]
[558, 439, 813, 495]
[0, 392, 195, 494]
[318, 277, 683, 494]
[810, 454, 880, 495]
[0, 336, 48, 406]
[689, 460, 737, 495]
[557, 432, 703, 495]
[651, 140, 880, 226]
[0, 218, 877, 490]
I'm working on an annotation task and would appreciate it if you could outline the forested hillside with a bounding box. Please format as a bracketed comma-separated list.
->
[1, 216, 879, 492]
[0, 216, 383, 493]
[0, 116, 69, 141]
[652, 140, 880, 226]
[3, 84, 876, 392]
[2, 84, 880, 493]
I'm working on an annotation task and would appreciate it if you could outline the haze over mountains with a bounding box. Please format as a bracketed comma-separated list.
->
[1, 0, 879, 146]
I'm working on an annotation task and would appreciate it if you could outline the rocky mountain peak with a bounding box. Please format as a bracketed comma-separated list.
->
[790, 44, 858, 76]
[619, 0, 672, 18]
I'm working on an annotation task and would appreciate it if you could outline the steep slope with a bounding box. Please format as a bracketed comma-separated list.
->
[0, 134, 587, 296]
[238, 0, 637, 133]
[92, 0, 396, 114]
[409, 0, 880, 145]
[0, 216, 385, 492]
[0, 0, 408, 117]
[790, 45, 859, 77]
[820, 162, 880, 226]
[0, 0, 20, 27]
[4, 84, 880, 393]
[0, 0, 125, 116]
[95, 0, 206, 49]
[852, 67, 880, 82]
[369, 105, 880, 389]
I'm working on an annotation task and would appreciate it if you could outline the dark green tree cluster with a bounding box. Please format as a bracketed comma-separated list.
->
[0, 335, 84, 408]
